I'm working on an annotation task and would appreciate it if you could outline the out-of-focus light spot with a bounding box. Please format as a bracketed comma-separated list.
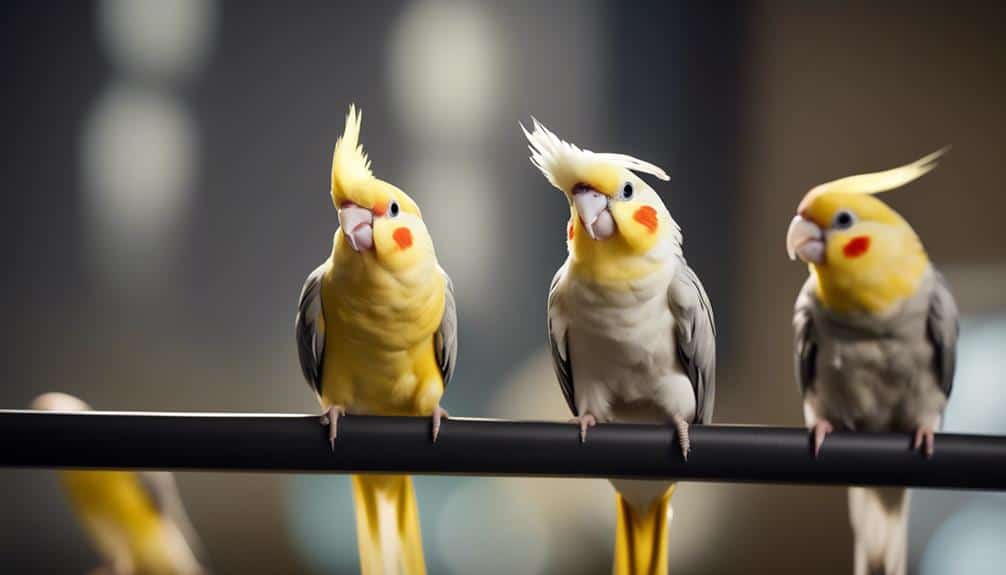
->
[389, 0, 505, 143]
[402, 161, 499, 321]
[389, 0, 507, 327]
[82, 86, 196, 251]
[98, 0, 215, 81]
[943, 316, 1006, 435]
[436, 478, 548, 575]
[284, 475, 358, 574]
[920, 495, 1006, 575]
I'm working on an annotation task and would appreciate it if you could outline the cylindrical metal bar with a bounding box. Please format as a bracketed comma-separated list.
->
[1, 411, 1003, 490]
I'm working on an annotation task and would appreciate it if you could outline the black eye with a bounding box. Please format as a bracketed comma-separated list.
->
[620, 182, 634, 199]
[833, 210, 855, 229]
[389, 201, 400, 217]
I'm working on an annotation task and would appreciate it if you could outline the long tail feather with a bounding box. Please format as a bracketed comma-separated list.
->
[849, 487, 908, 575]
[351, 474, 426, 575]
[613, 483, 676, 575]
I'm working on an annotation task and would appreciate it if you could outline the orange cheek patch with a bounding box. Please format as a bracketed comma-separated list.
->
[633, 206, 658, 233]
[843, 235, 871, 258]
[567, 221, 575, 240]
[393, 227, 413, 250]
[372, 200, 389, 217]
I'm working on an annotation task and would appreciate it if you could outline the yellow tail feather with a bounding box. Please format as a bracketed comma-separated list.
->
[613, 484, 676, 575]
[351, 474, 426, 575]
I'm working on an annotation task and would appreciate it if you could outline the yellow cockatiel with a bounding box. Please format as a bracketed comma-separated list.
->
[295, 106, 457, 575]
[524, 119, 715, 575]
[786, 150, 958, 575]
[31, 393, 206, 575]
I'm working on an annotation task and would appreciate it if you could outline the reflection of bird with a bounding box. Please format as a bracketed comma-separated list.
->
[524, 120, 715, 575]
[295, 105, 457, 575]
[786, 150, 958, 575]
[31, 393, 207, 575]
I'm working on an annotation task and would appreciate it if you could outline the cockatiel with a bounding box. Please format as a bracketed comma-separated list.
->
[523, 119, 715, 575]
[786, 150, 958, 575]
[295, 105, 457, 575]
[31, 393, 207, 575]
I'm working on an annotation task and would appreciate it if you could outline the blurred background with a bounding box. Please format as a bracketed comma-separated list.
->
[2, 0, 1004, 573]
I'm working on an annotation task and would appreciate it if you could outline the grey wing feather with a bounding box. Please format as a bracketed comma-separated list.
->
[547, 261, 577, 416]
[927, 270, 959, 398]
[137, 472, 208, 565]
[295, 264, 327, 398]
[434, 267, 459, 388]
[668, 259, 716, 424]
[793, 278, 818, 397]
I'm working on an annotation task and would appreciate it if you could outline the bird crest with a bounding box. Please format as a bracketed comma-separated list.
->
[802, 148, 948, 209]
[522, 118, 669, 194]
[331, 105, 374, 205]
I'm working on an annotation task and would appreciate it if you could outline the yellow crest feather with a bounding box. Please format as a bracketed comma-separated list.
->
[522, 117, 669, 193]
[808, 148, 948, 198]
[331, 105, 373, 205]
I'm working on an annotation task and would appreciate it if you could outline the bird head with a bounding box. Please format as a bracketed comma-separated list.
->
[786, 149, 944, 313]
[522, 118, 674, 257]
[329, 106, 433, 270]
[31, 392, 91, 412]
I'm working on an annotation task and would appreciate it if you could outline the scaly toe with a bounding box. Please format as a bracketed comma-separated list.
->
[812, 421, 833, 458]
[431, 406, 450, 443]
[574, 414, 597, 443]
[322, 406, 346, 450]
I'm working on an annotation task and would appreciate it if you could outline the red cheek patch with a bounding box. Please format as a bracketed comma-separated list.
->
[843, 235, 871, 258]
[633, 206, 658, 233]
[393, 227, 413, 250]
[567, 221, 575, 240]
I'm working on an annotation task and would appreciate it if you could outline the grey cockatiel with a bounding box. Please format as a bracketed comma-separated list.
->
[785, 150, 958, 575]
[523, 119, 715, 575]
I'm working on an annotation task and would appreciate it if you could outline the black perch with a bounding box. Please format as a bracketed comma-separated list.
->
[1, 411, 1004, 490]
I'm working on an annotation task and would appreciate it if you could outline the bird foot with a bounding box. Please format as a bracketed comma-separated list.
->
[569, 414, 597, 443]
[810, 420, 833, 458]
[913, 426, 936, 458]
[320, 405, 347, 451]
[431, 405, 449, 443]
[672, 415, 691, 460]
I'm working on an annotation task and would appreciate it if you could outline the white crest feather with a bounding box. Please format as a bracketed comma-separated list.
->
[810, 148, 948, 197]
[521, 117, 669, 193]
[331, 104, 373, 202]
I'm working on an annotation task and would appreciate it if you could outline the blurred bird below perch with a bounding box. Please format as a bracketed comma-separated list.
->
[1, 411, 1004, 490]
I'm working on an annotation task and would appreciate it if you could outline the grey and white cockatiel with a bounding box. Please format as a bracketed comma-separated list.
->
[523, 119, 715, 575]
[785, 150, 959, 575]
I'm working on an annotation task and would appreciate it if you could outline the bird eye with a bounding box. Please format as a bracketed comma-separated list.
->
[389, 200, 400, 217]
[833, 210, 856, 230]
[620, 182, 634, 200]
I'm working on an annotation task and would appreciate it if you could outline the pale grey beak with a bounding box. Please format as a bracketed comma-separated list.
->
[573, 188, 615, 240]
[786, 215, 825, 264]
[338, 204, 374, 252]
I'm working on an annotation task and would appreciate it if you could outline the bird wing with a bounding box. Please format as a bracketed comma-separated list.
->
[668, 258, 717, 424]
[793, 277, 819, 397]
[547, 259, 577, 416]
[295, 263, 327, 398]
[434, 267, 459, 388]
[927, 270, 959, 398]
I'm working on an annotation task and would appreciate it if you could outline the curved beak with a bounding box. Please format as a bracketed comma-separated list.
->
[338, 203, 374, 252]
[786, 215, 825, 264]
[573, 187, 615, 240]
